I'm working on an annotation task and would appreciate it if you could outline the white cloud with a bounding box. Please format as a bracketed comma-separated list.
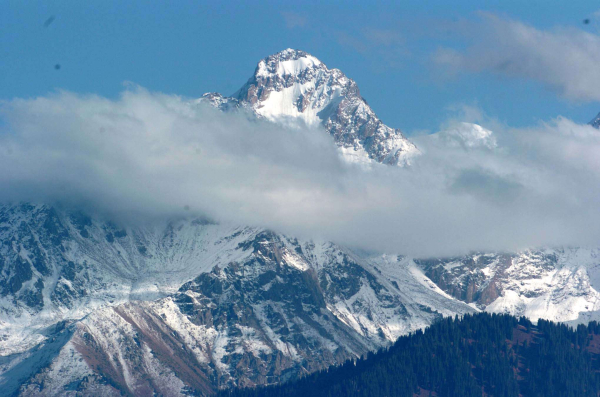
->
[434, 13, 600, 102]
[2, 89, 600, 257]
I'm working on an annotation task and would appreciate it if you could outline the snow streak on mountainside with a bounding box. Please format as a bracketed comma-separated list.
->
[202, 49, 418, 165]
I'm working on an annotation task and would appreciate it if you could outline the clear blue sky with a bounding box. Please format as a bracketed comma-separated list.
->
[1, 0, 599, 134]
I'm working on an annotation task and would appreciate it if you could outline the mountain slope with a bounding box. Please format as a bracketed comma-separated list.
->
[0, 204, 474, 395]
[6, 203, 600, 395]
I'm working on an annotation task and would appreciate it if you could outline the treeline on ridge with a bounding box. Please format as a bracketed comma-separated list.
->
[221, 312, 600, 397]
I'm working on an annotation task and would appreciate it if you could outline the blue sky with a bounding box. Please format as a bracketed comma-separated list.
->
[2, 0, 600, 134]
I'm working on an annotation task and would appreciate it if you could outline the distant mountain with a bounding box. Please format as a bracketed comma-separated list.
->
[416, 249, 600, 324]
[432, 122, 497, 149]
[202, 49, 418, 165]
[223, 312, 600, 397]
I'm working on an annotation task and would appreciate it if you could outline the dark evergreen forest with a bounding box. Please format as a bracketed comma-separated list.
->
[221, 313, 600, 397]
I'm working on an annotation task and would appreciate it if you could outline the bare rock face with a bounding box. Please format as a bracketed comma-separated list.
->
[202, 49, 418, 165]
[415, 254, 512, 306]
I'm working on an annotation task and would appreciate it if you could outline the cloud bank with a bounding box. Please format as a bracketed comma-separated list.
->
[2, 89, 600, 257]
[434, 13, 600, 102]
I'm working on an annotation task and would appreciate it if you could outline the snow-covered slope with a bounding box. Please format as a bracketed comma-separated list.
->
[202, 49, 418, 165]
[414, 248, 600, 323]
[0, 203, 256, 356]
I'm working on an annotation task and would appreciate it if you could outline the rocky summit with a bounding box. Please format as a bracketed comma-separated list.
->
[202, 49, 419, 166]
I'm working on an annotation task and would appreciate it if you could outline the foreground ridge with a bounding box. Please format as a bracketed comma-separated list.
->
[224, 312, 600, 397]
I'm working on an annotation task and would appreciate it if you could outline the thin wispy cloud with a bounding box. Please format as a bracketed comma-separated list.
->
[282, 11, 308, 29]
[335, 27, 410, 69]
[335, 31, 369, 53]
[434, 13, 600, 102]
[363, 28, 405, 47]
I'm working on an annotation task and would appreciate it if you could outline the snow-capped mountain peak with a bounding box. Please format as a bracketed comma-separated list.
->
[434, 122, 497, 149]
[234, 48, 342, 126]
[204, 49, 419, 165]
[254, 48, 323, 79]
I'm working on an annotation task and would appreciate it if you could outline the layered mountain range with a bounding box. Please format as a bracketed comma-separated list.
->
[2, 49, 600, 396]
